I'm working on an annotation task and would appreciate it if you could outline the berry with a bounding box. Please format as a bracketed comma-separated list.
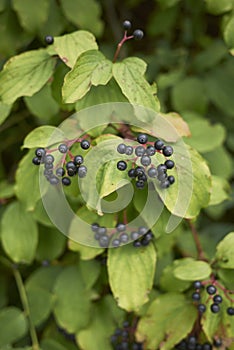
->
[56, 167, 65, 177]
[116, 223, 126, 232]
[78, 165, 87, 178]
[168, 175, 175, 184]
[144, 231, 153, 241]
[117, 161, 127, 171]
[94, 232, 100, 240]
[45, 35, 54, 44]
[98, 226, 107, 235]
[203, 343, 212, 350]
[163, 145, 174, 157]
[137, 133, 148, 144]
[49, 176, 59, 185]
[117, 143, 126, 154]
[193, 281, 202, 289]
[175, 340, 187, 350]
[206, 285, 217, 295]
[157, 172, 167, 181]
[67, 168, 77, 177]
[128, 169, 136, 178]
[44, 154, 54, 164]
[119, 233, 129, 243]
[58, 144, 68, 153]
[44, 163, 53, 169]
[44, 169, 53, 177]
[32, 156, 41, 165]
[197, 303, 206, 313]
[141, 238, 150, 246]
[91, 223, 99, 232]
[165, 159, 175, 169]
[62, 177, 71, 186]
[133, 29, 144, 40]
[136, 180, 145, 189]
[131, 231, 140, 240]
[133, 241, 142, 247]
[154, 140, 164, 150]
[160, 180, 170, 189]
[192, 292, 201, 301]
[211, 303, 220, 313]
[213, 338, 222, 347]
[148, 167, 157, 178]
[135, 146, 145, 157]
[123, 321, 130, 328]
[125, 146, 133, 155]
[123, 20, 131, 30]
[35, 147, 46, 158]
[188, 336, 197, 345]
[112, 239, 120, 247]
[146, 145, 156, 156]
[138, 226, 148, 235]
[227, 307, 234, 315]
[81, 139, 90, 149]
[138, 173, 147, 182]
[195, 345, 202, 350]
[74, 155, 84, 166]
[140, 155, 151, 166]
[157, 164, 167, 173]
[213, 295, 222, 304]
[121, 341, 129, 349]
[134, 166, 145, 177]
[99, 235, 109, 247]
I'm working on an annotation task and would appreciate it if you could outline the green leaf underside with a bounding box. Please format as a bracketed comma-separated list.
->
[53, 30, 98, 68]
[113, 57, 160, 121]
[108, 243, 157, 311]
[62, 50, 112, 103]
[216, 232, 234, 268]
[0, 307, 28, 347]
[173, 258, 212, 281]
[136, 293, 197, 350]
[1, 201, 38, 264]
[0, 49, 56, 104]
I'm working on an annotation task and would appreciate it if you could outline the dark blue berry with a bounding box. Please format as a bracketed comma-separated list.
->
[157, 172, 167, 181]
[157, 164, 167, 173]
[66, 161, 76, 170]
[116, 223, 126, 232]
[62, 177, 71, 186]
[131, 231, 140, 240]
[227, 307, 234, 315]
[140, 155, 151, 166]
[136, 180, 145, 189]
[91, 223, 99, 232]
[206, 285, 217, 295]
[99, 235, 109, 247]
[98, 226, 107, 235]
[56, 167, 65, 177]
[146, 145, 156, 156]
[164, 159, 175, 169]
[137, 133, 148, 144]
[135, 146, 145, 157]
[122, 321, 130, 328]
[45, 35, 54, 44]
[203, 343, 212, 350]
[134, 166, 145, 177]
[117, 161, 127, 171]
[49, 176, 59, 185]
[74, 155, 84, 165]
[58, 144, 68, 153]
[81, 139, 90, 149]
[154, 140, 164, 150]
[44, 154, 54, 164]
[211, 303, 220, 313]
[78, 165, 87, 178]
[125, 146, 133, 155]
[193, 281, 202, 289]
[119, 233, 129, 243]
[67, 168, 76, 177]
[192, 292, 201, 301]
[168, 175, 175, 184]
[32, 156, 41, 165]
[128, 169, 136, 178]
[197, 303, 206, 313]
[123, 20, 131, 30]
[213, 295, 222, 304]
[35, 148, 46, 158]
[163, 145, 174, 157]
[133, 29, 144, 40]
[148, 167, 157, 178]
[213, 338, 222, 347]
[160, 180, 170, 188]
[112, 239, 120, 247]
[133, 241, 142, 247]
[44, 163, 53, 169]
[138, 226, 148, 235]
[117, 143, 126, 154]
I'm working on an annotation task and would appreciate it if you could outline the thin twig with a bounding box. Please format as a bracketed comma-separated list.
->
[187, 219, 207, 261]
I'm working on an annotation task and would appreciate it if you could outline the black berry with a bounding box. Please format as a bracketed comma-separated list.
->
[49, 176, 59, 185]
[112, 239, 120, 247]
[56, 167, 65, 177]
[117, 161, 127, 171]
[168, 175, 175, 184]
[135, 146, 145, 157]
[116, 223, 126, 232]
[165, 159, 175, 169]
[131, 231, 140, 240]
[210, 303, 220, 313]
[58, 144, 68, 153]
[133, 241, 142, 247]
[44, 154, 54, 164]
[193, 281, 202, 289]
[213, 295, 222, 304]
[203, 343, 212, 350]
[91, 223, 99, 232]
[137, 133, 148, 144]
[227, 307, 234, 315]
[123, 20, 131, 30]
[119, 233, 129, 243]
[99, 235, 109, 247]
[66, 161, 76, 171]
[206, 285, 217, 295]
[147, 167, 157, 178]
[45, 35, 54, 45]
[154, 140, 164, 150]
[136, 180, 145, 189]
[192, 292, 201, 301]
[81, 139, 90, 149]
[140, 155, 151, 166]
[97, 226, 107, 235]
[32, 156, 41, 165]
[125, 146, 133, 155]
[78, 165, 87, 178]
[163, 145, 174, 157]
[157, 164, 167, 173]
[133, 29, 144, 40]
[117, 143, 126, 154]
[146, 145, 156, 156]
[74, 155, 84, 166]
[134, 166, 145, 177]
[197, 303, 206, 313]
[62, 177, 71, 186]
[213, 338, 222, 347]
[160, 180, 170, 189]
[138, 226, 148, 235]
[128, 169, 136, 178]
[35, 148, 46, 158]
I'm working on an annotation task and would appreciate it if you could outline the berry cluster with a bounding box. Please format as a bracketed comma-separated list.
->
[175, 335, 213, 350]
[122, 20, 144, 41]
[32, 139, 90, 186]
[192, 281, 234, 316]
[110, 320, 143, 350]
[117, 134, 175, 189]
[91, 223, 154, 248]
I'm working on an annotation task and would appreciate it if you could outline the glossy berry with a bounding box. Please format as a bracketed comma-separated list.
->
[227, 307, 234, 315]
[138, 173, 147, 182]
[163, 145, 174, 157]
[78, 165, 87, 178]
[137, 133, 148, 144]
[136, 180, 145, 189]
[134, 166, 145, 177]
[135, 146, 145, 157]
[193, 281, 202, 289]
[44, 154, 54, 164]
[197, 303, 206, 313]
[74, 155, 84, 166]
[192, 292, 200, 301]
[91, 223, 99, 232]
[138, 226, 148, 235]
[148, 167, 157, 178]
[58, 144, 68, 153]
[56, 167, 65, 177]
[35, 148, 46, 158]
[133, 29, 144, 40]
[117, 160, 127, 171]
[81, 139, 90, 149]
[213, 295, 222, 304]
[67, 168, 76, 177]
[157, 164, 167, 173]
[128, 169, 136, 178]
[99, 235, 109, 247]
[160, 180, 170, 189]
[125, 146, 133, 155]
[62, 177, 71, 186]
[116, 223, 126, 232]
[66, 161, 76, 171]
[44, 163, 53, 169]
[133, 240, 142, 247]
[165, 159, 175, 169]
[97, 226, 107, 235]
[211, 303, 220, 313]
[146, 145, 156, 156]
[131, 231, 140, 240]
[32, 156, 41, 165]
[206, 285, 217, 295]
[117, 143, 126, 154]
[154, 140, 164, 150]
[168, 175, 175, 184]
[49, 176, 59, 185]
[45, 35, 54, 44]
[112, 238, 120, 247]
[140, 155, 151, 166]
[188, 336, 197, 345]
[123, 20, 131, 30]
[119, 233, 129, 243]
[157, 172, 167, 181]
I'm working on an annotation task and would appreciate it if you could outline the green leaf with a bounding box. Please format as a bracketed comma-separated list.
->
[0, 102, 12, 125]
[62, 50, 112, 103]
[208, 176, 230, 206]
[0, 275, 8, 308]
[23, 126, 64, 149]
[224, 16, 234, 51]
[68, 240, 104, 260]
[26, 286, 54, 326]
[171, 77, 208, 114]
[113, 57, 160, 121]
[216, 232, 234, 268]
[1, 201, 38, 264]
[79, 260, 101, 289]
[12, 0, 50, 34]
[205, 0, 233, 15]
[160, 263, 191, 292]
[0, 180, 15, 199]
[108, 243, 157, 311]
[36, 226, 67, 262]
[77, 295, 124, 350]
[0, 49, 56, 104]
[203, 146, 233, 180]
[26, 265, 62, 292]
[24, 84, 59, 121]
[15, 150, 42, 211]
[41, 339, 67, 350]
[173, 258, 212, 281]
[40, 0, 66, 38]
[0, 307, 28, 347]
[60, 0, 103, 37]
[156, 0, 181, 8]
[185, 119, 226, 153]
[136, 293, 197, 350]
[218, 268, 234, 289]
[53, 265, 91, 333]
[53, 31, 98, 68]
